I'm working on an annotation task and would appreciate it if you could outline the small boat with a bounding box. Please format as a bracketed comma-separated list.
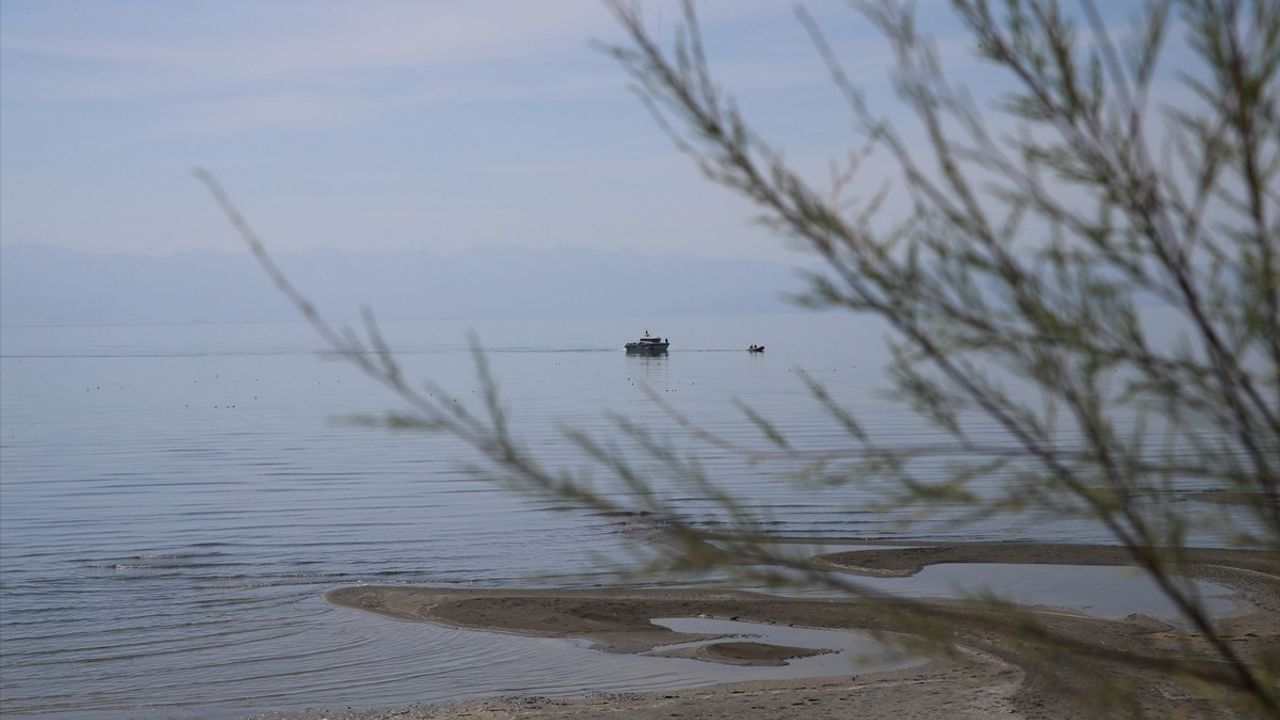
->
[747, 344, 765, 353]
[626, 331, 670, 355]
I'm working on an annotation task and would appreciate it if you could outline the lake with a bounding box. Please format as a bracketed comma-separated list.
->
[0, 314, 1241, 718]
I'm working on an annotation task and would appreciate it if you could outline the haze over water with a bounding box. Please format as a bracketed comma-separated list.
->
[0, 315, 1238, 718]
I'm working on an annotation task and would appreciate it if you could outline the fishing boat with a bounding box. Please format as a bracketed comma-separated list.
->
[748, 344, 765, 353]
[625, 331, 670, 355]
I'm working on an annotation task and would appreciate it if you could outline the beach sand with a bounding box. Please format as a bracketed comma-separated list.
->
[262, 543, 1277, 720]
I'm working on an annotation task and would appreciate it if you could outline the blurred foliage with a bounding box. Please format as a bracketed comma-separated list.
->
[200, 0, 1279, 715]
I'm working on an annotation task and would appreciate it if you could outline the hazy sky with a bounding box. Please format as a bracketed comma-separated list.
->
[1, 1, 1172, 261]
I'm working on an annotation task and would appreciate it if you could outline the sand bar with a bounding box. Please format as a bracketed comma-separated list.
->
[281, 542, 1278, 719]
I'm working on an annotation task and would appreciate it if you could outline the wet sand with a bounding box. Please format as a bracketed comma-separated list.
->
[649, 640, 833, 666]
[291, 543, 1277, 719]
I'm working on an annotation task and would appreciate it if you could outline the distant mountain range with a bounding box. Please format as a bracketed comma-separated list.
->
[0, 243, 808, 326]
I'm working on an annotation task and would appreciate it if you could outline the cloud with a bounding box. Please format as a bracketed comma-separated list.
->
[2, 2, 616, 87]
[173, 91, 379, 134]
[1, 1, 647, 134]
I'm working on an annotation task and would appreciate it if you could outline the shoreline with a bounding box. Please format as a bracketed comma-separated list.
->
[288, 541, 1276, 719]
[814, 542, 1280, 577]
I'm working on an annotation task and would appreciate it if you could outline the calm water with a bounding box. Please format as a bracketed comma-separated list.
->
[0, 315, 1241, 718]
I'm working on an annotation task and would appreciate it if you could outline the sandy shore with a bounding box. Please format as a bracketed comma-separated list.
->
[247, 663, 1022, 720]
[264, 542, 1277, 720]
